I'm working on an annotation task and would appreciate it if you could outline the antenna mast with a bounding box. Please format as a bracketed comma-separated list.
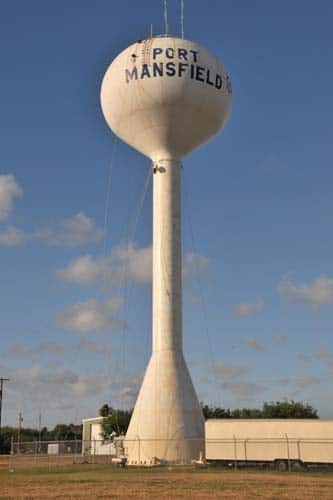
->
[163, 0, 169, 34]
[180, 0, 185, 39]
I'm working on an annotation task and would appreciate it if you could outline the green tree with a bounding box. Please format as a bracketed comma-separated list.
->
[99, 404, 111, 417]
[0, 430, 12, 454]
[51, 424, 82, 440]
[201, 404, 231, 419]
[262, 401, 318, 419]
[101, 409, 133, 439]
[201, 401, 318, 420]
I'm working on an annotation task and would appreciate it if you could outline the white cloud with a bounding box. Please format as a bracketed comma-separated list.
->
[56, 244, 151, 286]
[211, 362, 248, 381]
[278, 275, 333, 308]
[0, 174, 23, 220]
[77, 338, 111, 355]
[8, 363, 110, 398]
[0, 359, 143, 426]
[36, 212, 104, 247]
[276, 377, 291, 385]
[70, 374, 110, 397]
[0, 225, 25, 246]
[56, 243, 209, 288]
[57, 255, 100, 284]
[315, 346, 333, 371]
[5, 340, 112, 358]
[112, 244, 152, 285]
[232, 299, 263, 318]
[116, 375, 142, 405]
[208, 362, 265, 399]
[223, 381, 266, 398]
[56, 297, 125, 333]
[294, 375, 320, 390]
[0, 176, 102, 249]
[7, 341, 68, 358]
[273, 374, 320, 398]
[273, 334, 288, 344]
[244, 338, 264, 352]
[182, 253, 210, 281]
[298, 353, 311, 363]
[0, 211, 103, 248]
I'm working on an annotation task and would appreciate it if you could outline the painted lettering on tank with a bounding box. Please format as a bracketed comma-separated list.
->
[178, 49, 188, 61]
[125, 67, 138, 83]
[141, 64, 151, 79]
[178, 63, 189, 77]
[206, 69, 214, 86]
[124, 47, 232, 94]
[166, 62, 176, 76]
[189, 50, 198, 62]
[195, 66, 205, 82]
[153, 62, 164, 77]
[166, 48, 175, 59]
[153, 48, 163, 59]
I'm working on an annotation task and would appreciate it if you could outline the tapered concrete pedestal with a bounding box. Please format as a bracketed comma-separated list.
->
[125, 351, 204, 464]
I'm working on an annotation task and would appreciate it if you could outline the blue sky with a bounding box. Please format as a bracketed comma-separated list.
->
[0, 0, 332, 428]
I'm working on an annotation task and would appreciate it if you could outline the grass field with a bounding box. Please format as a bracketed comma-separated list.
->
[1, 463, 333, 499]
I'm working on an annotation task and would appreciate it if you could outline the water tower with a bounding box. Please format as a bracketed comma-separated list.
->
[101, 36, 232, 464]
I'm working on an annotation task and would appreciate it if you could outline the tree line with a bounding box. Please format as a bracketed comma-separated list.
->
[201, 401, 318, 419]
[99, 400, 318, 439]
[0, 401, 318, 453]
[0, 424, 82, 454]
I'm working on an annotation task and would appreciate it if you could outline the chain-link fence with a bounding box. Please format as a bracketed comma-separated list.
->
[7, 438, 125, 470]
[6, 437, 333, 470]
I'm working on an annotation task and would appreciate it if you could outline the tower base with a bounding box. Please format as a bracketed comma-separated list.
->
[125, 350, 204, 465]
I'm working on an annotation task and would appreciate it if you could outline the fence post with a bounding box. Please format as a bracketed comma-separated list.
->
[10, 435, 14, 455]
[285, 433, 291, 472]
[233, 434, 238, 470]
[297, 439, 301, 462]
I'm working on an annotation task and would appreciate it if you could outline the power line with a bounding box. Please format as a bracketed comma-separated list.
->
[0, 377, 10, 430]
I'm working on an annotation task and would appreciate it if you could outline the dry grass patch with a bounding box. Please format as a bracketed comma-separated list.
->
[0, 465, 332, 499]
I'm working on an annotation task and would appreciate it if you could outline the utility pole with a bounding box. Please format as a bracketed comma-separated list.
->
[18, 412, 23, 453]
[38, 412, 42, 453]
[0, 377, 10, 430]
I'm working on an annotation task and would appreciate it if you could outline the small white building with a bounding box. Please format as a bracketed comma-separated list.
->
[82, 416, 124, 457]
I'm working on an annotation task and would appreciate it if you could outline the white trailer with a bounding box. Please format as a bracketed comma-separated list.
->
[205, 419, 333, 470]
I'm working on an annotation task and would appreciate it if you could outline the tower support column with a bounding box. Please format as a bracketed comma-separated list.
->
[153, 159, 182, 353]
[125, 158, 204, 465]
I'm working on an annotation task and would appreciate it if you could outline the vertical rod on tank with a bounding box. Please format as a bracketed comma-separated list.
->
[180, 0, 185, 39]
[163, 0, 169, 35]
[152, 159, 182, 353]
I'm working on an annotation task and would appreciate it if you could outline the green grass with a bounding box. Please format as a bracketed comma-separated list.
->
[2, 463, 333, 478]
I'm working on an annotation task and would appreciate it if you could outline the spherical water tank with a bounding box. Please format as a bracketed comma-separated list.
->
[101, 36, 232, 161]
